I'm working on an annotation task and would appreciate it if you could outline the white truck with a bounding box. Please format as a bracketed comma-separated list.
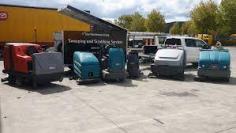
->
[164, 36, 209, 66]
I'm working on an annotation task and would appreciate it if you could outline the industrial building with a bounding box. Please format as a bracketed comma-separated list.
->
[0, 4, 127, 51]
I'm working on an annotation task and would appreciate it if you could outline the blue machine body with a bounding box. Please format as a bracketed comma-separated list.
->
[73, 52, 101, 80]
[198, 48, 230, 79]
[108, 48, 125, 72]
[102, 48, 126, 81]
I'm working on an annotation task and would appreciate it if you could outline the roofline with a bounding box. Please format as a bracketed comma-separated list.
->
[167, 36, 205, 40]
[128, 32, 169, 36]
[167, 36, 193, 38]
[65, 5, 127, 31]
[0, 3, 57, 10]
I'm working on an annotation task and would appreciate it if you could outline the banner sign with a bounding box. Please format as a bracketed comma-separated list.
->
[63, 31, 127, 65]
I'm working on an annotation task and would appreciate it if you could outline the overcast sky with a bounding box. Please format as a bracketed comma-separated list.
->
[0, 0, 221, 22]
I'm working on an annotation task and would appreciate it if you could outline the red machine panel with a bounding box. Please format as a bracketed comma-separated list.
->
[3, 43, 42, 74]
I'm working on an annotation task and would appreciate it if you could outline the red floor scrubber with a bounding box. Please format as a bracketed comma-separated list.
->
[2, 43, 64, 87]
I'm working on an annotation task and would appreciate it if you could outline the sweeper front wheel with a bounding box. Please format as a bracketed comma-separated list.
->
[8, 75, 16, 85]
[32, 77, 37, 88]
[177, 74, 185, 81]
[223, 78, 230, 82]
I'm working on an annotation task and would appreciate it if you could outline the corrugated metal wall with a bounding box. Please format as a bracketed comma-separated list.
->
[0, 5, 91, 44]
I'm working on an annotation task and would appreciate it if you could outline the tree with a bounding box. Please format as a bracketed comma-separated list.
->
[218, 0, 236, 35]
[181, 21, 189, 35]
[170, 23, 182, 35]
[145, 9, 165, 32]
[114, 15, 133, 30]
[181, 21, 197, 35]
[130, 12, 146, 31]
[190, 0, 218, 34]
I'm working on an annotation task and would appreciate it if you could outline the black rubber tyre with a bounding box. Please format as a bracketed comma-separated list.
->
[68, 66, 74, 71]
[148, 73, 158, 78]
[224, 78, 230, 82]
[119, 78, 125, 82]
[32, 77, 37, 88]
[192, 63, 198, 68]
[33, 82, 37, 88]
[156, 74, 161, 78]
[178, 74, 185, 81]
[8, 75, 16, 84]
[195, 76, 205, 82]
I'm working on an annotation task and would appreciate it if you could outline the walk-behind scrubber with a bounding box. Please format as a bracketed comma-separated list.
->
[150, 47, 186, 80]
[196, 46, 231, 82]
[127, 51, 141, 78]
[102, 47, 126, 81]
[2, 43, 64, 87]
[73, 52, 101, 84]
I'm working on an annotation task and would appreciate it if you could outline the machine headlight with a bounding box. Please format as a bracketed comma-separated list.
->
[202, 65, 205, 68]
[223, 66, 227, 69]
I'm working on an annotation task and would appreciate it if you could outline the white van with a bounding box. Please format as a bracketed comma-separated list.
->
[164, 36, 209, 66]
